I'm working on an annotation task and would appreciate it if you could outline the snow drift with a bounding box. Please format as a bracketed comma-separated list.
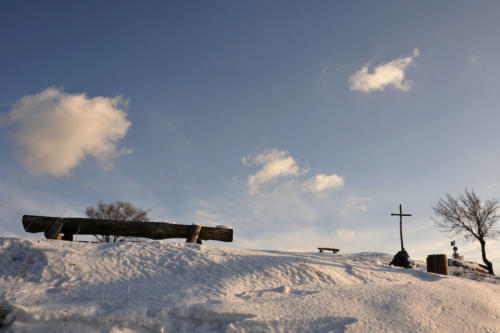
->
[0, 237, 499, 332]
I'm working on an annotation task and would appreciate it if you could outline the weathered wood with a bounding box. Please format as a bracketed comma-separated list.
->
[186, 224, 202, 243]
[22, 215, 233, 242]
[44, 218, 64, 240]
[427, 254, 448, 275]
[391, 204, 412, 251]
[318, 247, 339, 253]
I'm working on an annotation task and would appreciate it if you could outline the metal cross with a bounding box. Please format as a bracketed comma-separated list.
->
[391, 204, 412, 251]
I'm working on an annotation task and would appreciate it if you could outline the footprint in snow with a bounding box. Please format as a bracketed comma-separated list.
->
[235, 286, 318, 300]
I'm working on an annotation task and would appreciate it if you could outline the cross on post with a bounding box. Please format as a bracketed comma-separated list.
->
[391, 204, 412, 251]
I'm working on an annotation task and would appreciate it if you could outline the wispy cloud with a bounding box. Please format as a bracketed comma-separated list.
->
[468, 54, 481, 67]
[243, 149, 302, 195]
[349, 49, 419, 92]
[237, 226, 390, 253]
[301, 174, 344, 193]
[0, 179, 82, 235]
[336, 228, 356, 239]
[237, 227, 336, 252]
[195, 209, 212, 217]
[191, 209, 225, 227]
[343, 196, 371, 214]
[317, 61, 332, 81]
[4, 87, 131, 177]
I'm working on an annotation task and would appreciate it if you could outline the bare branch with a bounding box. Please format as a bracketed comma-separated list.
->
[85, 201, 150, 243]
[433, 188, 499, 274]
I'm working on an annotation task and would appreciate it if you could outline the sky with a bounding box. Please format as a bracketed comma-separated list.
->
[1, 1, 500, 269]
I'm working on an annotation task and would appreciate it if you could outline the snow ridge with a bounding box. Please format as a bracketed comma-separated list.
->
[0, 237, 499, 332]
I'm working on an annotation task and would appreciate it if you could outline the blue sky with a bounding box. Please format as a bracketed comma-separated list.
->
[1, 1, 500, 268]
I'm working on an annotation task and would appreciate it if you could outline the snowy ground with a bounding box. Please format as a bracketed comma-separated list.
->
[1, 237, 499, 332]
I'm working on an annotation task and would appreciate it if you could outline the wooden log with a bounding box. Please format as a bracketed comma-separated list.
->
[186, 224, 201, 243]
[22, 215, 233, 242]
[44, 218, 64, 240]
[426, 254, 448, 275]
[62, 233, 73, 241]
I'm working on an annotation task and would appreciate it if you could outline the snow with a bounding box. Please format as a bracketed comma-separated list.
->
[1, 237, 499, 332]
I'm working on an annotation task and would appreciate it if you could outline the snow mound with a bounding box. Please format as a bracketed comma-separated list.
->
[0, 237, 499, 332]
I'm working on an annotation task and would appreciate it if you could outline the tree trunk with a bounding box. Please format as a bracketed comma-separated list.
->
[426, 254, 448, 275]
[479, 239, 494, 275]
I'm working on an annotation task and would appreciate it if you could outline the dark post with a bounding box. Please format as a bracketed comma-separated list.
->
[44, 218, 64, 240]
[186, 224, 202, 243]
[391, 204, 412, 251]
[399, 205, 403, 250]
[62, 233, 74, 241]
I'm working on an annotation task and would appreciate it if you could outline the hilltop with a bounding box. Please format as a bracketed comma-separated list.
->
[1, 237, 499, 332]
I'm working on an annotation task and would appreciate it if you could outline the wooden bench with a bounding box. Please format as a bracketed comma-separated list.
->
[22, 215, 233, 244]
[318, 247, 339, 253]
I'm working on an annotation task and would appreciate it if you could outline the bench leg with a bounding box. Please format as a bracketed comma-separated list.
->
[62, 233, 73, 241]
[319, 249, 323, 253]
[186, 225, 202, 243]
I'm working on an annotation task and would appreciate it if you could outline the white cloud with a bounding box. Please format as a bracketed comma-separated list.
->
[244, 149, 301, 195]
[4, 87, 131, 177]
[336, 228, 356, 239]
[301, 174, 344, 193]
[349, 49, 419, 92]
[243, 148, 345, 196]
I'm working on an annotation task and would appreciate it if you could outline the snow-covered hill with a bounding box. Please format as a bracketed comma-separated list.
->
[1, 237, 499, 332]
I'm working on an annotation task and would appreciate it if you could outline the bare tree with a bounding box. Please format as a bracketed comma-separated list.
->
[432, 189, 499, 275]
[85, 201, 150, 243]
